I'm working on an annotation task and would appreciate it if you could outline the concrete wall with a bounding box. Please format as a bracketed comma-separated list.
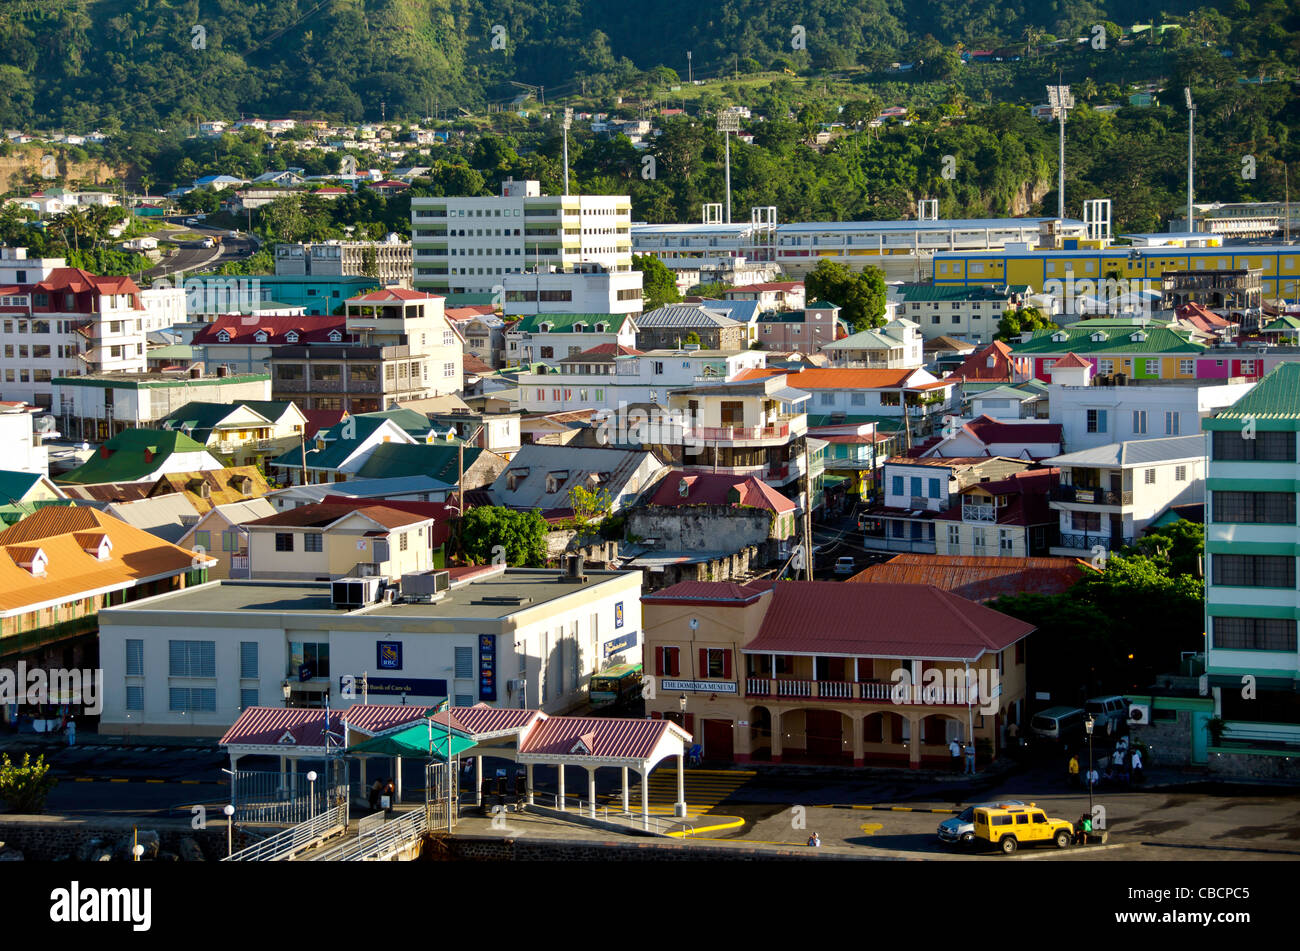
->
[627, 505, 777, 554]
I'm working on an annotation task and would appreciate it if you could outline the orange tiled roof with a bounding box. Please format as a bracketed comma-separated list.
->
[0, 507, 207, 614]
[785, 367, 922, 389]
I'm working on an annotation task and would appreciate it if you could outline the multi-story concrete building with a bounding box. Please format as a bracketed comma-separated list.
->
[0, 265, 186, 411]
[890, 283, 1031, 344]
[97, 563, 644, 733]
[820, 316, 923, 369]
[506, 312, 638, 367]
[933, 468, 1060, 558]
[1201, 364, 1300, 768]
[753, 301, 847, 352]
[274, 239, 413, 287]
[189, 315, 349, 376]
[635, 304, 746, 352]
[411, 179, 633, 296]
[502, 264, 642, 317]
[1044, 435, 1205, 556]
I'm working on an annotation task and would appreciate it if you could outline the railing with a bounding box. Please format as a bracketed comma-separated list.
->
[687, 422, 790, 441]
[767, 465, 789, 479]
[309, 808, 429, 861]
[230, 555, 249, 576]
[861, 536, 936, 553]
[745, 678, 976, 705]
[231, 770, 333, 825]
[224, 799, 347, 861]
[962, 503, 996, 522]
[1055, 532, 1134, 552]
[1050, 485, 1133, 506]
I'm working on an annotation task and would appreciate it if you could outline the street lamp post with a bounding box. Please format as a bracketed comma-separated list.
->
[222, 803, 235, 857]
[1084, 714, 1096, 818]
[678, 694, 687, 727]
[307, 770, 317, 821]
[281, 680, 291, 708]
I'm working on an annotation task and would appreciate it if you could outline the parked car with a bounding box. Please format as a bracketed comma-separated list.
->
[1030, 706, 1087, 742]
[1084, 696, 1129, 735]
[834, 556, 857, 576]
[974, 804, 1074, 854]
[937, 801, 1024, 845]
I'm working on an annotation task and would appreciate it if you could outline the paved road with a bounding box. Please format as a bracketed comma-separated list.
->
[138, 217, 257, 282]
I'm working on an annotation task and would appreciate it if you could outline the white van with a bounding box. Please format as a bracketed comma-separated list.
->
[1084, 696, 1129, 735]
[1030, 706, 1086, 742]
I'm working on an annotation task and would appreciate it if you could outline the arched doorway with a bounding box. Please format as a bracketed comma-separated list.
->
[748, 706, 772, 761]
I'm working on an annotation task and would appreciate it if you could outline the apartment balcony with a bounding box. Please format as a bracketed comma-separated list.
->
[961, 503, 996, 523]
[1049, 485, 1132, 506]
[862, 536, 936, 554]
[214, 437, 279, 454]
[745, 678, 976, 705]
[687, 421, 790, 442]
[1052, 531, 1134, 553]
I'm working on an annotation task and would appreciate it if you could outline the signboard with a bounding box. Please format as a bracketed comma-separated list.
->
[298, 664, 313, 682]
[376, 641, 402, 671]
[602, 630, 638, 659]
[661, 679, 738, 694]
[615, 602, 624, 629]
[339, 676, 446, 698]
[479, 634, 497, 702]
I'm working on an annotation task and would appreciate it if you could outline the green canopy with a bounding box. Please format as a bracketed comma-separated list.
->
[346, 720, 476, 760]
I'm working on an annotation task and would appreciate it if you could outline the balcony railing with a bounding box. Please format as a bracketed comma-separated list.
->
[962, 503, 996, 523]
[1049, 485, 1133, 506]
[687, 422, 790, 441]
[745, 678, 975, 705]
[1055, 532, 1134, 552]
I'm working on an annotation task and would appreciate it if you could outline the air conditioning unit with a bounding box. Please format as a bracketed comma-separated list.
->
[332, 576, 381, 609]
[1127, 703, 1150, 726]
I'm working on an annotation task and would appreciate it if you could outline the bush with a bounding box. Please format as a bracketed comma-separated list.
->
[0, 753, 57, 814]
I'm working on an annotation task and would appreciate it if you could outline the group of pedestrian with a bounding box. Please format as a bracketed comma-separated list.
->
[367, 777, 396, 811]
[948, 738, 975, 775]
[1067, 736, 1144, 788]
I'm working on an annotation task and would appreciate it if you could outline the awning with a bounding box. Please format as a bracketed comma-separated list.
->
[346, 720, 477, 760]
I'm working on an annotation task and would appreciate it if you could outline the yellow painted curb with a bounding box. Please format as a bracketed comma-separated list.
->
[667, 816, 746, 838]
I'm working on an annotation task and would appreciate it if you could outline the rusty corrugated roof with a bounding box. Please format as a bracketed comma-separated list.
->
[848, 554, 1086, 602]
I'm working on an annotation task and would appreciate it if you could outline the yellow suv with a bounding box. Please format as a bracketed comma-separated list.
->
[973, 804, 1074, 854]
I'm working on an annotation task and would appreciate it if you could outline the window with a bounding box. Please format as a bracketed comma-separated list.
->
[1175, 465, 1187, 482]
[1071, 511, 1102, 532]
[454, 646, 474, 679]
[399, 532, 408, 552]
[275, 532, 294, 552]
[892, 476, 903, 495]
[126, 639, 144, 676]
[1144, 469, 1155, 485]
[222, 530, 240, 552]
[928, 478, 940, 498]
[240, 642, 258, 679]
[910, 477, 922, 497]
[1212, 554, 1295, 588]
[126, 685, 143, 711]
[168, 640, 216, 677]
[1212, 617, 1297, 652]
[1179, 359, 1194, 376]
[1212, 430, 1295, 462]
[1213, 491, 1295, 524]
[947, 525, 960, 545]
[1086, 409, 1107, 433]
[304, 533, 323, 553]
[288, 642, 330, 679]
[194, 530, 211, 551]
[820, 392, 834, 406]
[851, 393, 866, 406]
[655, 646, 681, 677]
[169, 687, 217, 712]
[240, 688, 259, 709]
[1132, 411, 1147, 435]
[704, 648, 732, 679]
[1164, 412, 1180, 435]
[972, 528, 986, 550]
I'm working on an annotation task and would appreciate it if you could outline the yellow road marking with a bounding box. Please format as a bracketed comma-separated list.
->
[859, 822, 884, 835]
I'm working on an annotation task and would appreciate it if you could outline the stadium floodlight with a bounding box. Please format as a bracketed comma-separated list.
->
[717, 108, 742, 223]
[1184, 89, 1196, 232]
[562, 107, 574, 196]
[1046, 85, 1074, 219]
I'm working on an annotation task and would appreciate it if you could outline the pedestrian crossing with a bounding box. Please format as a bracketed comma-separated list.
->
[599, 769, 755, 814]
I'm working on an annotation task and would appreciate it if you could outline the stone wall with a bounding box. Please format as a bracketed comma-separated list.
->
[1206, 751, 1300, 781]
[1130, 710, 1193, 767]
[0, 816, 226, 861]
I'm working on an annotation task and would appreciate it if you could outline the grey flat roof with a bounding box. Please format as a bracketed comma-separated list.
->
[113, 569, 635, 621]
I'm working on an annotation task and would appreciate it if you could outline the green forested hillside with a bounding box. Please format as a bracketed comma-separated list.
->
[0, 0, 1292, 129]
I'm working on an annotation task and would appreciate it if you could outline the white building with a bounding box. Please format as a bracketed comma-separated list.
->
[96, 564, 644, 735]
[411, 179, 633, 296]
[502, 265, 643, 317]
[0, 402, 52, 475]
[1044, 435, 1206, 556]
[516, 348, 766, 413]
[274, 238, 413, 287]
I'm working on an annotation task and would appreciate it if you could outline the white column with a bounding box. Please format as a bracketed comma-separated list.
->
[526, 763, 534, 805]
[394, 757, 402, 803]
[278, 755, 286, 794]
[475, 755, 483, 806]
[587, 767, 597, 818]
[558, 762, 566, 812]
[620, 766, 629, 814]
[675, 753, 687, 818]
[641, 770, 650, 830]
[359, 757, 367, 792]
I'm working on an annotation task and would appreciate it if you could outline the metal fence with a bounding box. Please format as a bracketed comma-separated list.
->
[231, 770, 334, 825]
[224, 800, 348, 861]
[310, 808, 429, 862]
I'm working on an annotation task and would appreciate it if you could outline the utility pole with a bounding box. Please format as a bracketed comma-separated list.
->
[1185, 88, 1196, 233]
[687, 51, 693, 85]
[802, 438, 814, 581]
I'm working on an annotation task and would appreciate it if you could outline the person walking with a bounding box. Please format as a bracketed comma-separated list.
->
[1068, 753, 1080, 787]
[964, 741, 975, 775]
[949, 737, 962, 773]
[1087, 767, 1100, 790]
[1130, 747, 1143, 784]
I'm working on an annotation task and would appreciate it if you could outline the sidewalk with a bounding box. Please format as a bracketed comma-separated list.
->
[0, 728, 220, 752]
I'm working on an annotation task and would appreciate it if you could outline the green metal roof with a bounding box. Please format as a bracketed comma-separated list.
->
[57, 429, 208, 484]
[52, 373, 271, 390]
[1207, 362, 1300, 425]
[0, 470, 45, 503]
[346, 720, 475, 760]
[805, 414, 906, 432]
[896, 284, 1025, 302]
[354, 443, 483, 482]
[1262, 315, 1300, 333]
[511, 313, 632, 334]
[1010, 326, 1204, 355]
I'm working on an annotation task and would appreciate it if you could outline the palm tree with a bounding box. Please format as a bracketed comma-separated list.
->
[54, 207, 90, 254]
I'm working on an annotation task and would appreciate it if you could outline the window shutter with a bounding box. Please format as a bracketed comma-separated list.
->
[699, 648, 708, 678]
[669, 647, 680, 677]
[685, 713, 695, 734]
[650, 710, 662, 720]
[723, 650, 733, 679]
[655, 647, 664, 676]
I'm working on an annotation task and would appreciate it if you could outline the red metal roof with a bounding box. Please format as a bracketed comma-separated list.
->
[962, 416, 1063, 446]
[428, 704, 542, 737]
[1052, 351, 1092, 369]
[847, 554, 1086, 602]
[642, 580, 768, 604]
[646, 471, 795, 513]
[192, 315, 347, 346]
[742, 580, 1034, 660]
[246, 501, 432, 530]
[519, 716, 683, 759]
[348, 287, 440, 302]
[953, 341, 1017, 381]
[219, 704, 424, 747]
[577, 343, 642, 357]
[302, 409, 347, 439]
